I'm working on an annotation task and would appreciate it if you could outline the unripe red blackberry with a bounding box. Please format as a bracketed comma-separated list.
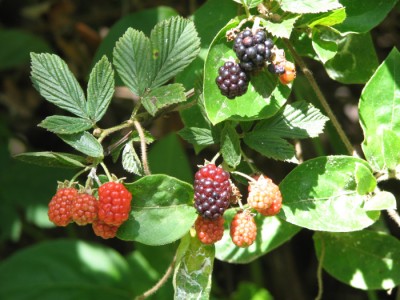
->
[92, 220, 119, 239]
[216, 61, 249, 99]
[233, 28, 274, 72]
[194, 163, 232, 220]
[230, 210, 257, 247]
[195, 215, 225, 244]
[247, 175, 282, 216]
[48, 187, 78, 226]
[71, 193, 98, 225]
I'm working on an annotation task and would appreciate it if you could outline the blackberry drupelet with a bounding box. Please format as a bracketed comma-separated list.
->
[233, 28, 274, 72]
[216, 61, 249, 99]
[194, 164, 232, 219]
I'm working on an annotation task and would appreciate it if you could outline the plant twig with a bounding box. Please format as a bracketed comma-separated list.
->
[315, 239, 325, 300]
[387, 209, 400, 228]
[135, 254, 177, 300]
[283, 39, 354, 156]
[133, 120, 151, 175]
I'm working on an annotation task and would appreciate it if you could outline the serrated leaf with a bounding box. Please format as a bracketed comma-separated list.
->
[296, 8, 346, 28]
[260, 15, 300, 39]
[204, 20, 290, 124]
[220, 123, 241, 167]
[254, 101, 329, 139]
[359, 49, 400, 171]
[58, 131, 104, 158]
[0, 240, 136, 299]
[113, 28, 152, 96]
[14, 151, 86, 168]
[325, 33, 378, 84]
[232, 0, 263, 9]
[150, 16, 200, 89]
[281, 0, 342, 14]
[38, 115, 93, 134]
[122, 142, 143, 176]
[335, 0, 398, 34]
[279, 156, 380, 232]
[173, 234, 214, 300]
[118, 175, 196, 245]
[30, 53, 88, 118]
[178, 127, 216, 146]
[314, 231, 400, 290]
[87, 56, 115, 122]
[215, 209, 300, 263]
[312, 27, 340, 64]
[364, 191, 397, 211]
[141, 83, 186, 116]
[244, 133, 297, 162]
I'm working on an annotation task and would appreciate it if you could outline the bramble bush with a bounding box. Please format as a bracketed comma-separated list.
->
[1, 0, 400, 299]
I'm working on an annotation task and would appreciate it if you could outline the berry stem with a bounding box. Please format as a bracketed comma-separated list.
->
[240, 149, 258, 173]
[315, 238, 325, 300]
[88, 167, 102, 186]
[133, 120, 151, 175]
[100, 162, 113, 182]
[210, 152, 221, 165]
[135, 253, 177, 300]
[232, 171, 257, 183]
[69, 167, 91, 186]
[283, 39, 354, 156]
[241, 0, 251, 18]
[97, 121, 135, 144]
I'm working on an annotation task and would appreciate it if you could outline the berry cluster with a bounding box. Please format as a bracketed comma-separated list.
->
[215, 27, 296, 98]
[216, 61, 249, 99]
[233, 29, 274, 72]
[193, 165, 282, 248]
[48, 182, 132, 239]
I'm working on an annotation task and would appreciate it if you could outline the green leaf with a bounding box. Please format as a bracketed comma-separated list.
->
[0, 29, 51, 70]
[335, 0, 398, 33]
[122, 142, 143, 176]
[204, 21, 290, 124]
[0, 240, 135, 299]
[14, 151, 86, 169]
[220, 123, 241, 168]
[215, 209, 300, 264]
[38, 115, 93, 134]
[364, 191, 397, 211]
[148, 133, 193, 183]
[359, 49, 400, 171]
[58, 131, 104, 158]
[296, 8, 346, 28]
[314, 231, 400, 290]
[281, 0, 342, 13]
[231, 282, 273, 300]
[325, 33, 378, 84]
[178, 127, 216, 146]
[244, 133, 297, 162]
[87, 56, 114, 122]
[113, 28, 152, 96]
[312, 27, 340, 64]
[355, 164, 376, 195]
[173, 234, 214, 299]
[253, 101, 329, 139]
[279, 156, 380, 231]
[150, 16, 201, 89]
[141, 83, 186, 116]
[118, 175, 196, 245]
[260, 15, 300, 39]
[232, 0, 262, 9]
[30, 53, 88, 118]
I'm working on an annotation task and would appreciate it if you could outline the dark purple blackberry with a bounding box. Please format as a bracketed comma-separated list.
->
[233, 29, 274, 72]
[216, 61, 249, 99]
[267, 63, 285, 75]
[194, 164, 232, 220]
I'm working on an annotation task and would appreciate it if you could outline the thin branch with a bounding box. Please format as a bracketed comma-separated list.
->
[387, 209, 400, 228]
[283, 39, 354, 156]
[135, 254, 177, 300]
[315, 239, 325, 300]
[133, 120, 151, 175]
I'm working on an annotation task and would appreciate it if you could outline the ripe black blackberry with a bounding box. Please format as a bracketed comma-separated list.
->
[216, 61, 249, 99]
[194, 163, 232, 220]
[267, 63, 285, 75]
[233, 28, 274, 72]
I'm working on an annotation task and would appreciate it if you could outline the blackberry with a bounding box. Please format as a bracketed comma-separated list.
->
[267, 63, 285, 75]
[233, 28, 274, 72]
[194, 163, 232, 220]
[216, 61, 249, 99]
